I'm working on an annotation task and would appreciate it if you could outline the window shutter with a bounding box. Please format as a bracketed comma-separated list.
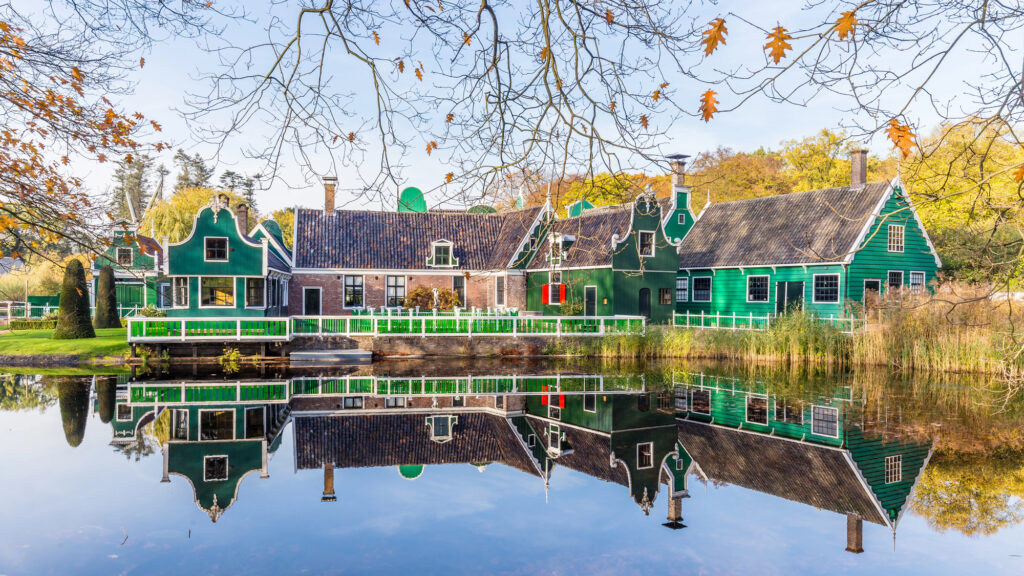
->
[560, 284, 566, 302]
[558, 394, 565, 408]
[541, 284, 549, 304]
[541, 385, 548, 405]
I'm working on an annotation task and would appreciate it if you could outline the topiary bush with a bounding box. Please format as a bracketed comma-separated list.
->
[10, 319, 57, 330]
[403, 286, 461, 310]
[55, 377, 91, 447]
[93, 265, 121, 329]
[52, 259, 95, 339]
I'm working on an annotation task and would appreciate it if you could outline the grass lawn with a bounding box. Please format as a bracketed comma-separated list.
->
[0, 328, 129, 359]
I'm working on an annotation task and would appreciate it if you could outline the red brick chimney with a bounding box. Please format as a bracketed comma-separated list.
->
[851, 149, 868, 188]
[668, 153, 689, 187]
[321, 461, 337, 502]
[845, 514, 864, 553]
[235, 202, 249, 234]
[323, 176, 338, 214]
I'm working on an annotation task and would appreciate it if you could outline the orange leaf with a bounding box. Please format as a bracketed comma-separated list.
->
[205, 1, 212, 7]
[1014, 164, 1024, 183]
[640, 115, 649, 129]
[372, 31, 380, 45]
[348, 132, 355, 142]
[699, 90, 718, 122]
[415, 68, 423, 81]
[605, 10, 613, 25]
[139, 57, 145, 68]
[610, 100, 616, 112]
[836, 11, 857, 41]
[652, 90, 661, 102]
[332, 135, 339, 143]
[660, 82, 669, 89]
[701, 18, 728, 56]
[764, 26, 793, 64]
[539, 47, 550, 61]
[445, 113, 454, 123]
[426, 141, 438, 155]
[445, 172, 454, 183]
[886, 119, 916, 159]
[463, 32, 471, 46]
[398, 60, 405, 73]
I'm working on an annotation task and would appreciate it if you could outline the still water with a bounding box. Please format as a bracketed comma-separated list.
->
[1, 360, 1023, 575]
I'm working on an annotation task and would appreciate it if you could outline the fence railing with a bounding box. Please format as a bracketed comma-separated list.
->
[350, 306, 520, 317]
[0, 301, 142, 321]
[126, 314, 646, 343]
[673, 311, 866, 334]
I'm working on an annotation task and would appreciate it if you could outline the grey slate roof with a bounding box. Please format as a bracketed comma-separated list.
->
[677, 420, 888, 525]
[526, 204, 633, 269]
[678, 182, 890, 268]
[294, 206, 542, 270]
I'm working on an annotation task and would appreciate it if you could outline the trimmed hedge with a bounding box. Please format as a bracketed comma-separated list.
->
[53, 259, 95, 339]
[10, 319, 58, 330]
[93, 265, 121, 329]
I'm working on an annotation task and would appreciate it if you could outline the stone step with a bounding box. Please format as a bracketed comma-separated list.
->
[289, 349, 372, 364]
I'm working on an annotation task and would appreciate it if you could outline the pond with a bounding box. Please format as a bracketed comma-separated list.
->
[1, 360, 1023, 575]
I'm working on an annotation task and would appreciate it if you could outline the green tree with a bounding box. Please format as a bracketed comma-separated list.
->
[95, 377, 116, 424]
[913, 450, 1024, 536]
[140, 186, 250, 243]
[688, 147, 793, 205]
[173, 149, 215, 191]
[92, 265, 120, 329]
[52, 259, 95, 340]
[270, 208, 295, 249]
[219, 170, 260, 210]
[55, 377, 91, 448]
[110, 154, 155, 222]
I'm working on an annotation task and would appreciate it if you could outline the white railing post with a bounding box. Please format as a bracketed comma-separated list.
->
[317, 316, 323, 337]
[556, 317, 561, 338]
[749, 312, 753, 330]
[700, 310, 704, 328]
[180, 319, 186, 342]
[236, 319, 242, 341]
[467, 316, 473, 339]
[732, 311, 736, 330]
[600, 318, 605, 335]
[512, 316, 518, 338]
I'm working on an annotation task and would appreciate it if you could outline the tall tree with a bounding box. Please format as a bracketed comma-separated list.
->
[173, 149, 215, 191]
[219, 170, 259, 211]
[52, 259, 94, 340]
[92, 265, 120, 329]
[110, 154, 155, 222]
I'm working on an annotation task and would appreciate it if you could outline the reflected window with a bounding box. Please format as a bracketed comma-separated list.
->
[116, 247, 133, 266]
[691, 389, 711, 414]
[245, 407, 265, 439]
[385, 397, 405, 408]
[674, 386, 687, 411]
[116, 404, 132, 421]
[811, 406, 839, 437]
[775, 400, 804, 425]
[427, 415, 457, 443]
[885, 455, 903, 484]
[343, 397, 364, 409]
[746, 396, 769, 425]
[548, 424, 561, 454]
[452, 396, 465, 407]
[204, 456, 229, 482]
[548, 405, 561, 420]
[171, 409, 188, 440]
[637, 442, 654, 469]
[527, 434, 537, 447]
[495, 396, 505, 410]
[200, 410, 234, 440]
[637, 394, 650, 412]
[584, 393, 596, 413]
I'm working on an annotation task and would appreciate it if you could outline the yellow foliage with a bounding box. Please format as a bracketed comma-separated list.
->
[139, 187, 251, 243]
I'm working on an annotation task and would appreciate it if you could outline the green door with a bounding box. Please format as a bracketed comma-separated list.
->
[115, 283, 145, 312]
[775, 282, 804, 314]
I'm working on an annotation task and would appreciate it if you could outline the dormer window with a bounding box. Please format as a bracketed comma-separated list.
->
[638, 231, 655, 257]
[677, 213, 686, 225]
[427, 240, 458, 267]
[547, 424, 564, 457]
[116, 247, 133, 266]
[426, 415, 457, 444]
[205, 237, 228, 261]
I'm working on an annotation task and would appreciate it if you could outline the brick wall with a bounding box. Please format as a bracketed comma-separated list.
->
[293, 271, 520, 312]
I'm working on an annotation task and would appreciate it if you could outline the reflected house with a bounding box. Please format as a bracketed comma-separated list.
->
[674, 373, 933, 552]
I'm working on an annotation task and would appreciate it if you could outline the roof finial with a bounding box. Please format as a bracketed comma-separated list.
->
[545, 181, 552, 207]
[515, 185, 526, 210]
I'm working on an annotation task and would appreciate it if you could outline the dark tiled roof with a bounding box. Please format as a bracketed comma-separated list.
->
[267, 250, 290, 273]
[136, 234, 162, 255]
[527, 416, 629, 486]
[294, 207, 542, 270]
[677, 420, 887, 525]
[293, 412, 540, 477]
[678, 182, 890, 268]
[526, 206, 632, 269]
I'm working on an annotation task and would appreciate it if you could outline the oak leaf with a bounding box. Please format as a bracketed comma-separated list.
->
[1012, 164, 1024, 183]
[446, 113, 454, 123]
[836, 11, 857, 41]
[348, 132, 355, 142]
[701, 18, 727, 56]
[606, 10, 613, 25]
[139, 57, 145, 68]
[463, 32, 471, 46]
[415, 68, 423, 81]
[764, 26, 793, 64]
[397, 60, 405, 73]
[652, 90, 661, 102]
[445, 172, 453, 183]
[886, 119, 915, 158]
[640, 115, 649, 129]
[372, 31, 380, 45]
[699, 90, 718, 122]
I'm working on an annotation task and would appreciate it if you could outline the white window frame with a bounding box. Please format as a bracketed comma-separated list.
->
[774, 400, 804, 425]
[170, 409, 189, 440]
[386, 275, 406, 307]
[548, 404, 561, 420]
[116, 403, 132, 422]
[810, 405, 839, 438]
[811, 274, 841, 304]
[677, 213, 686, 225]
[583, 393, 597, 413]
[198, 409, 235, 441]
[909, 271, 926, 293]
[548, 271, 562, 305]
[343, 396, 364, 409]
[429, 240, 455, 267]
[863, 278, 881, 294]
[343, 275, 364, 309]
[637, 442, 654, 470]
[746, 275, 770, 303]
[385, 396, 406, 408]
[495, 276, 506, 307]
[887, 224, 905, 253]
[302, 286, 322, 315]
[690, 389, 711, 415]
[198, 277, 236, 309]
[692, 277, 712, 302]
[887, 270, 904, 291]
[203, 455, 229, 482]
[745, 395, 769, 425]
[116, 247, 134, 267]
[637, 230, 656, 258]
[156, 281, 171, 308]
[675, 276, 688, 303]
[204, 236, 229, 262]
[245, 277, 266, 309]
[885, 454, 903, 484]
[427, 415, 456, 443]
[244, 406, 266, 439]
[172, 277, 189, 308]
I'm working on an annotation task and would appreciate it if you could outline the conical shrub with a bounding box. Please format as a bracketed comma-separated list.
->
[52, 259, 95, 339]
[55, 377, 91, 448]
[93, 265, 121, 329]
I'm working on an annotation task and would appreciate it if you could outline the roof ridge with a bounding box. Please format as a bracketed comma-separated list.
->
[707, 181, 888, 209]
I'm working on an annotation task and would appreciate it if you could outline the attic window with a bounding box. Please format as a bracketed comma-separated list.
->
[888, 225, 904, 253]
[203, 456, 229, 482]
[677, 213, 686, 225]
[116, 248, 133, 266]
[885, 455, 902, 484]
[205, 237, 228, 261]
[638, 231, 655, 257]
[427, 415, 457, 443]
[637, 442, 654, 469]
[428, 240, 457, 267]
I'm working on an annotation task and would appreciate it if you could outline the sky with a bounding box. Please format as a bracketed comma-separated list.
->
[33, 1, 1002, 216]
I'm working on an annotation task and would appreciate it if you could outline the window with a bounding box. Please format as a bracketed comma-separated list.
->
[637, 442, 654, 469]
[910, 271, 925, 293]
[205, 237, 228, 261]
[171, 410, 188, 440]
[452, 276, 465, 306]
[452, 396, 465, 407]
[157, 282, 172, 308]
[203, 456, 229, 482]
[811, 406, 839, 437]
[548, 405, 561, 420]
[529, 236, 537, 251]
[246, 278, 265, 307]
[495, 276, 505, 307]
[386, 276, 406, 307]
[116, 247, 133, 266]
[747, 275, 769, 302]
[638, 231, 655, 257]
[548, 424, 561, 452]
[692, 277, 712, 302]
[584, 393, 596, 413]
[343, 396, 364, 409]
[813, 274, 840, 303]
[549, 271, 562, 304]
[432, 242, 452, 266]
[775, 400, 804, 425]
[172, 277, 189, 307]
[245, 407, 265, 439]
[888, 270, 904, 290]
[885, 455, 903, 484]
[638, 394, 650, 412]
[674, 387, 687, 411]
[385, 397, 406, 408]
[344, 276, 364, 308]
[200, 277, 235, 307]
[117, 404, 132, 421]
[200, 410, 234, 441]
[691, 389, 711, 414]
[659, 288, 672, 305]
[677, 213, 686, 225]
[428, 415, 456, 443]
[888, 225, 904, 253]
[495, 396, 505, 409]
[527, 434, 537, 447]
[675, 277, 688, 302]
[746, 396, 769, 425]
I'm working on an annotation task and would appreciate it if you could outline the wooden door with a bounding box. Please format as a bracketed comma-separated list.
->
[638, 288, 651, 318]
[584, 286, 597, 316]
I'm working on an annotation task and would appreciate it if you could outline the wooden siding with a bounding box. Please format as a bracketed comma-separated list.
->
[847, 188, 940, 301]
[846, 427, 932, 522]
[92, 230, 157, 273]
[526, 268, 616, 316]
[167, 206, 264, 277]
[662, 190, 696, 245]
[675, 264, 848, 317]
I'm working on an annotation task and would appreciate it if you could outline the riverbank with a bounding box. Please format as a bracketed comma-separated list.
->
[0, 328, 130, 366]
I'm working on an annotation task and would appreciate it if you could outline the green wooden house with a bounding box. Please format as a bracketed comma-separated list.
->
[163, 194, 291, 317]
[676, 154, 941, 320]
[673, 372, 933, 547]
[88, 229, 165, 312]
[524, 190, 685, 323]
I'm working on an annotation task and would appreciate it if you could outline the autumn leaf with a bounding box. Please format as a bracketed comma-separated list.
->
[836, 11, 857, 41]
[445, 172, 454, 183]
[70, 67, 84, 82]
[150, 120, 161, 131]
[660, 82, 669, 89]
[445, 113, 454, 123]
[701, 18, 728, 56]
[415, 68, 423, 81]
[348, 132, 355, 142]
[610, 100, 616, 112]
[886, 119, 916, 158]
[539, 47, 550, 61]
[397, 60, 405, 73]
[139, 57, 145, 68]
[332, 135, 339, 144]
[605, 10, 614, 25]
[1011, 164, 1024, 183]
[699, 90, 718, 122]
[640, 115, 649, 129]
[764, 26, 793, 64]
[205, 1, 212, 7]
[372, 31, 380, 45]
[463, 32, 471, 46]
[426, 141, 438, 155]
[652, 90, 661, 102]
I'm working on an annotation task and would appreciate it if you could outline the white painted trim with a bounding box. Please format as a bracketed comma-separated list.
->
[197, 277, 237, 309]
[636, 441, 655, 470]
[892, 177, 943, 268]
[166, 203, 263, 250]
[845, 181, 895, 264]
[203, 237, 230, 263]
[909, 270, 926, 293]
[745, 274, 770, 303]
[115, 247, 134, 267]
[244, 277, 267, 309]
[680, 261, 847, 272]
[342, 275, 365, 309]
[302, 286, 322, 316]
[198, 408, 235, 441]
[637, 230, 656, 258]
[887, 224, 905, 253]
[662, 185, 697, 245]
[250, 221, 294, 267]
[887, 269, 904, 291]
[675, 276, 689, 303]
[506, 204, 552, 268]
[385, 274, 407, 308]
[809, 405, 840, 438]
[292, 267, 499, 276]
[810, 273, 841, 305]
[203, 454, 230, 482]
[691, 276, 713, 302]
[744, 394, 769, 426]
[171, 276, 190, 309]
[884, 454, 903, 484]
[427, 239, 458, 268]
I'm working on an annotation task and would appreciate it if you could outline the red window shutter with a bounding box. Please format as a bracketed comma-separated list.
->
[542, 284, 549, 304]
[541, 385, 548, 405]
[559, 394, 565, 408]
[559, 284, 566, 302]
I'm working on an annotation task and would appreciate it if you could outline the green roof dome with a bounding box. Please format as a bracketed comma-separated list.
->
[398, 464, 425, 480]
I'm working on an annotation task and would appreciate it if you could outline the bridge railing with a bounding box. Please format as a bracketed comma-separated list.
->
[673, 311, 866, 334]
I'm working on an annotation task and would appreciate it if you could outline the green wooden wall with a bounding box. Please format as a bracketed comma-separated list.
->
[167, 205, 264, 277]
[526, 268, 616, 316]
[676, 264, 848, 318]
[92, 230, 157, 273]
[846, 187, 940, 302]
[662, 188, 696, 245]
[163, 276, 270, 317]
[846, 426, 932, 522]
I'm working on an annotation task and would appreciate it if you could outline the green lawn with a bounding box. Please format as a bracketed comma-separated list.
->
[0, 328, 130, 359]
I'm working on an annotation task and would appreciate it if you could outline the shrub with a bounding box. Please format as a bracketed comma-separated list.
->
[135, 305, 167, 318]
[403, 286, 461, 310]
[93, 265, 121, 329]
[52, 259, 95, 339]
[55, 377, 91, 448]
[10, 319, 58, 330]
